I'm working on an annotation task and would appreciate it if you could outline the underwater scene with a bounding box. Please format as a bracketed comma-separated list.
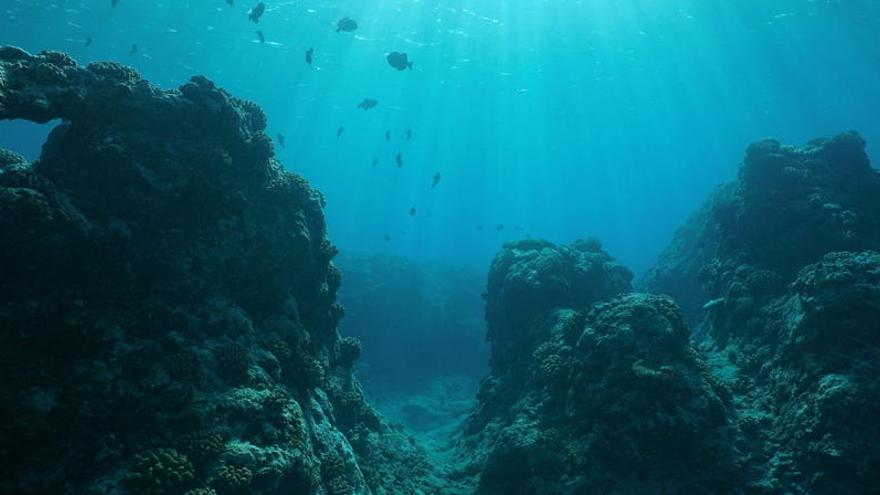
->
[1, 0, 879, 494]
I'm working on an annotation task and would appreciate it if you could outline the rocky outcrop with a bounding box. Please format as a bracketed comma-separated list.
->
[459, 133, 880, 495]
[643, 132, 880, 333]
[0, 47, 435, 495]
[454, 239, 737, 493]
[642, 133, 880, 493]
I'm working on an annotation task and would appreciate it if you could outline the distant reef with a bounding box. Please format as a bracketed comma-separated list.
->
[0, 47, 440, 495]
[2, 46, 879, 495]
[451, 132, 880, 494]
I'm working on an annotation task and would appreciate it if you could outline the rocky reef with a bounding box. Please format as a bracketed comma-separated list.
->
[454, 239, 737, 494]
[645, 132, 880, 492]
[452, 133, 880, 494]
[2, 45, 878, 495]
[0, 47, 437, 495]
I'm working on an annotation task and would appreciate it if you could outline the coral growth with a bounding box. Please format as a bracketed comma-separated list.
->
[0, 47, 435, 495]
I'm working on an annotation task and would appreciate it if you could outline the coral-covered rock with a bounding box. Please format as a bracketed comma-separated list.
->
[467, 294, 737, 495]
[643, 134, 880, 494]
[485, 238, 632, 375]
[460, 239, 735, 494]
[0, 47, 433, 495]
[644, 133, 880, 334]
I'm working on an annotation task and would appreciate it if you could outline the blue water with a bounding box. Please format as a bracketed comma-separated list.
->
[2, 0, 879, 275]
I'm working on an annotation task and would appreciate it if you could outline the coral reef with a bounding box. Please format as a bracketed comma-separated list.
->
[2, 45, 877, 495]
[0, 47, 434, 495]
[640, 133, 880, 493]
[456, 240, 733, 493]
[455, 133, 879, 494]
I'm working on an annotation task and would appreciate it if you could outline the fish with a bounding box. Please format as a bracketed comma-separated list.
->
[277, 133, 285, 147]
[432, 173, 442, 188]
[305, 48, 313, 65]
[357, 98, 378, 110]
[476, 225, 484, 231]
[409, 207, 416, 216]
[84, 37, 93, 47]
[337, 126, 344, 139]
[406, 128, 412, 140]
[111, 0, 120, 7]
[395, 152, 403, 168]
[372, 157, 379, 167]
[336, 17, 358, 32]
[256, 30, 265, 43]
[129, 43, 138, 55]
[226, 0, 234, 5]
[248, 2, 265, 23]
[384, 234, 391, 241]
[496, 224, 504, 231]
[385, 130, 391, 142]
[386, 51, 413, 71]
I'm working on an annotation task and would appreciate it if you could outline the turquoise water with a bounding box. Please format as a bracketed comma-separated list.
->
[2, 0, 879, 274]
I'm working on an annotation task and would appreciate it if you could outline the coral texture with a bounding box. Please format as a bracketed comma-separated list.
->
[0, 47, 434, 495]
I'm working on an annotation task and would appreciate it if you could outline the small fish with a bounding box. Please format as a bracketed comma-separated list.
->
[84, 37, 93, 47]
[305, 48, 313, 65]
[514, 225, 523, 231]
[256, 30, 265, 43]
[357, 98, 378, 110]
[476, 225, 483, 231]
[406, 128, 412, 141]
[277, 133, 285, 147]
[111, 0, 120, 7]
[384, 234, 391, 241]
[409, 207, 416, 216]
[385, 130, 391, 142]
[129, 43, 138, 55]
[432, 173, 441, 188]
[371, 157, 379, 167]
[496, 224, 504, 231]
[386, 51, 413, 71]
[336, 17, 358, 32]
[337, 126, 344, 139]
[248, 1, 265, 23]
[226, 0, 234, 5]
[395, 152, 403, 168]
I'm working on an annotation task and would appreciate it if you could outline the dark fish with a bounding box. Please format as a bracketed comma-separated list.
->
[337, 126, 344, 139]
[432, 173, 441, 189]
[409, 207, 416, 216]
[385, 130, 391, 142]
[305, 48, 313, 65]
[406, 128, 412, 140]
[386, 51, 413, 71]
[277, 133, 285, 147]
[111, 0, 119, 7]
[226, 0, 234, 5]
[336, 17, 358, 32]
[395, 152, 403, 168]
[129, 43, 138, 55]
[514, 225, 523, 231]
[476, 225, 483, 231]
[256, 30, 265, 43]
[371, 157, 379, 167]
[384, 234, 391, 241]
[84, 37, 93, 47]
[248, 1, 265, 23]
[357, 98, 378, 110]
[496, 224, 504, 231]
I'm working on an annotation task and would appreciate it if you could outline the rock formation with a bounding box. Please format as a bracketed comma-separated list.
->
[0, 46, 436, 495]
